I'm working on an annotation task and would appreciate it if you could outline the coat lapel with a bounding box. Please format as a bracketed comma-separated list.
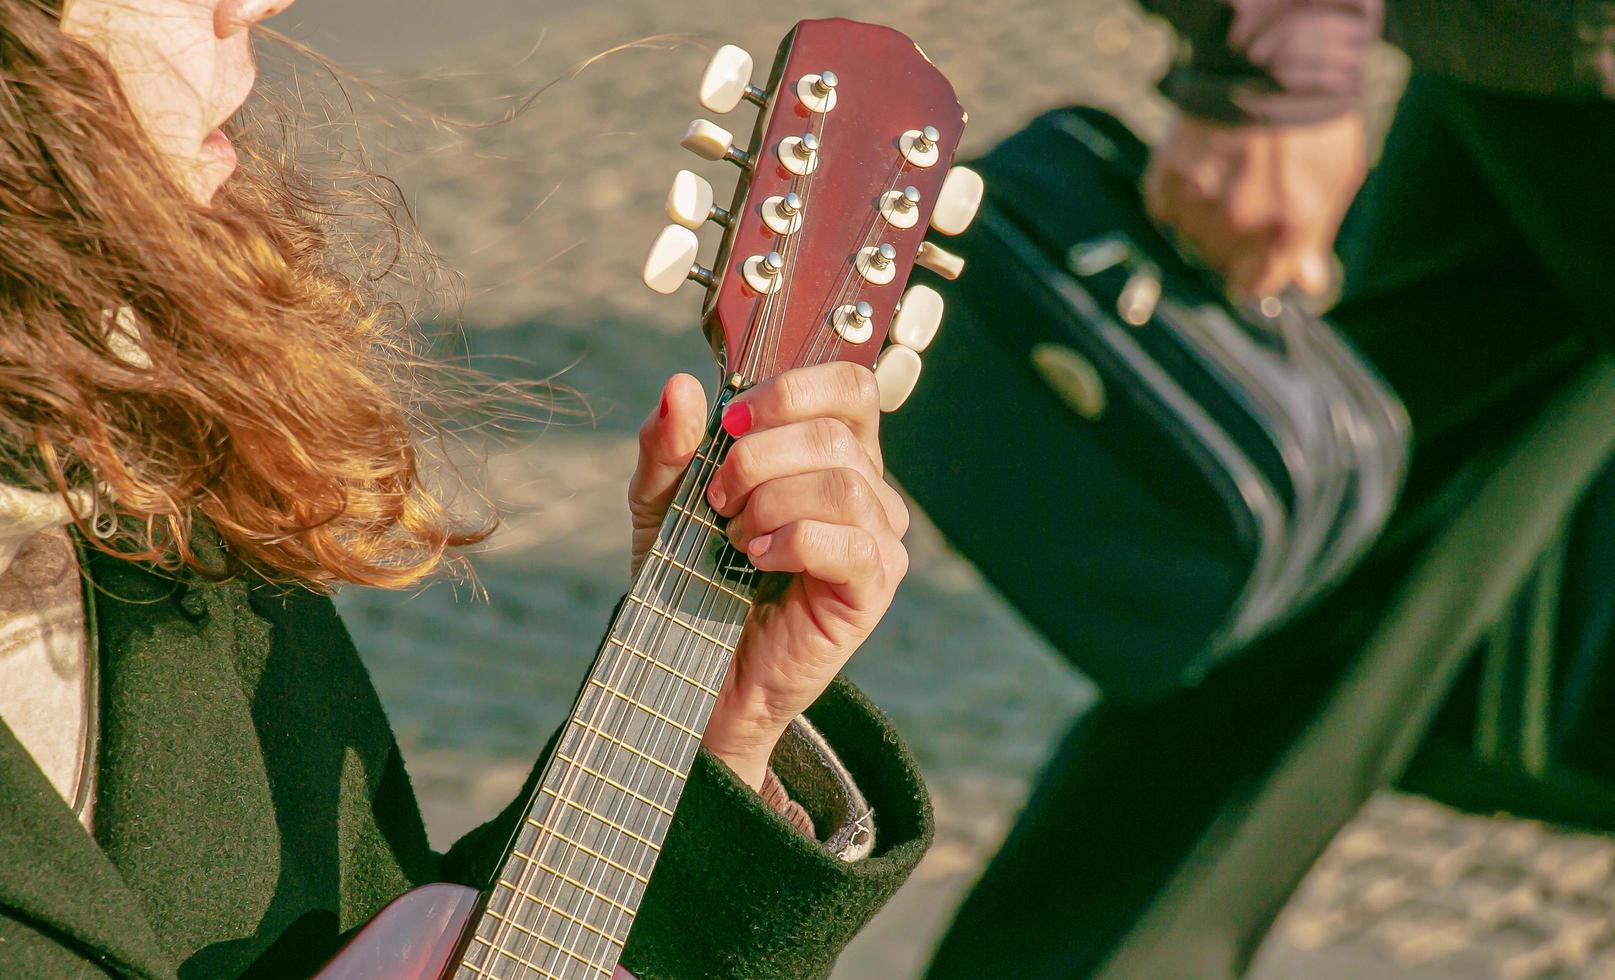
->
[0, 716, 176, 979]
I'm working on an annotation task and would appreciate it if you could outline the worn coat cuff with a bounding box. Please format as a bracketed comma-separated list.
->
[620, 676, 932, 979]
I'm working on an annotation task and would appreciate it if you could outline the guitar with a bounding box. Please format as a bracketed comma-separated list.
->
[316, 18, 979, 979]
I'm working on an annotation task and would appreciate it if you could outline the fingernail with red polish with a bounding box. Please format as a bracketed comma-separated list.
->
[658, 392, 669, 419]
[747, 533, 772, 557]
[722, 402, 752, 438]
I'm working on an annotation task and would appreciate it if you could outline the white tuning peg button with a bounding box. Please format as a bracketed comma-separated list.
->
[915, 241, 966, 280]
[666, 170, 730, 229]
[931, 166, 983, 236]
[642, 225, 712, 294]
[700, 44, 766, 114]
[874, 345, 924, 412]
[891, 284, 944, 352]
[681, 119, 749, 167]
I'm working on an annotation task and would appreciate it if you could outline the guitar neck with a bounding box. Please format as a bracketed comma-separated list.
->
[457, 398, 758, 980]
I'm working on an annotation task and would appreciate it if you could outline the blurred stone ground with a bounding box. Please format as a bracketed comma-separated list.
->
[278, 1, 1615, 976]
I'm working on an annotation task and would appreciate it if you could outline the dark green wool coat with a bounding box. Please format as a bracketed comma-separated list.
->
[0, 538, 932, 979]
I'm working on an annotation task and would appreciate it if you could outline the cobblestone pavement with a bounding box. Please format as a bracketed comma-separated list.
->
[278, 1, 1615, 976]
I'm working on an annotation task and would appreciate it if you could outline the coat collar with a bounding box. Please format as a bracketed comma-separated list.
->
[0, 714, 176, 979]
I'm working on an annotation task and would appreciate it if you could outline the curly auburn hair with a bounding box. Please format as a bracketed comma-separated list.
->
[0, 0, 503, 588]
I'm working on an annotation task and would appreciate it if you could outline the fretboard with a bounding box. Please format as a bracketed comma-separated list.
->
[455, 406, 758, 980]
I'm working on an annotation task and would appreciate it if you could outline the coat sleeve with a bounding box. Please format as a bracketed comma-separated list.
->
[1140, 0, 1383, 124]
[440, 675, 933, 980]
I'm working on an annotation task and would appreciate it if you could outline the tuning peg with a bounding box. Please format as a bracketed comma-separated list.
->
[915, 241, 965, 280]
[880, 186, 923, 229]
[794, 70, 838, 113]
[779, 132, 820, 176]
[681, 119, 750, 167]
[700, 44, 767, 114]
[930, 166, 983, 236]
[891, 284, 943, 352]
[832, 300, 875, 344]
[875, 345, 923, 412]
[642, 225, 713, 294]
[666, 170, 731, 230]
[900, 125, 942, 168]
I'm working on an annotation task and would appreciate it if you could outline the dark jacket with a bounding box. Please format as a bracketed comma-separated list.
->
[1142, 0, 1615, 124]
[0, 536, 931, 979]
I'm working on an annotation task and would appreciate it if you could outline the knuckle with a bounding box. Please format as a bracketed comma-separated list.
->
[889, 541, 910, 581]
[853, 367, 881, 416]
[725, 443, 758, 488]
[813, 417, 855, 462]
[838, 361, 877, 408]
[778, 370, 814, 418]
[845, 530, 880, 572]
[828, 467, 871, 513]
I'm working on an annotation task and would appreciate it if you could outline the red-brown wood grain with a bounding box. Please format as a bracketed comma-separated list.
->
[315, 883, 479, 979]
[707, 18, 964, 381]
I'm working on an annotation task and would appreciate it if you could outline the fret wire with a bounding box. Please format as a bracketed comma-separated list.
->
[483, 904, 604, 974]
[506, 884, 628, 954]
[643, 547, 755, 606]
[605, 637, 722, 698]
[507, 431, 743, 976]
[569, 712, 695, 781]
[482, 912, 607, 980]
[553, 749, 679, 818]
[499, 853, 641, 919]
[485, 902, 626, 958]
[534, 786, 669, 850]
[472, 915, 554, 972]
[623, 594, 738, 653]
[585, 677, 704, 741]
[532, 817, 653, 885]
[525, 799, 663, 854]
[666, 500, 725, 535]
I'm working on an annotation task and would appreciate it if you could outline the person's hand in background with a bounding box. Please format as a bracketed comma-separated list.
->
[1144, 110, 1368, 299]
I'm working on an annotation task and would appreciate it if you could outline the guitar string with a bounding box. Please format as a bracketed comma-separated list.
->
[491, 435, 729, 977]
[531, 439, 737, 977]
[562, 100, 841, 961]
[752, 107, 830, 380]
[801, 155, 910, 369]
[557, 116, 915, 976]
[484, 101, 890, 979]
[561, 113, 835, 956]
[581, 471, 753, 977]
[483, 156, 909, 980]
[570, 106, 880, 967]
[552, 108, 829, 964]
[560, 434, 752, 974]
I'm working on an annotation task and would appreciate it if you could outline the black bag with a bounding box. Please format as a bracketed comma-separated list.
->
[884, 107, 1411, 701]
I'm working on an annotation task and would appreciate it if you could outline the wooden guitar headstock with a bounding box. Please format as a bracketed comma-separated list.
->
[643, 19, 981, 411]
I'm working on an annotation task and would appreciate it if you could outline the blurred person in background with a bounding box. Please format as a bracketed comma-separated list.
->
[0, 0, 927, 976]
[926, 0, 1615, 976]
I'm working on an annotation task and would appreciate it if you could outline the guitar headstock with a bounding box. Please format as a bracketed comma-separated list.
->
[642, 19, 981, 411]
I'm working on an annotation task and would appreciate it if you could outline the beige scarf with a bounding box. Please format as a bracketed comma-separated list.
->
[0, 485, 95, 828]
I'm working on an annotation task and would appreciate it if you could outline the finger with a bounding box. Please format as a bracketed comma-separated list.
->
[707, 418, 907, 533]
[725, 467, 890, 552]
[746, 519, 890, 606]
[628, 374, 707, 531]
[720, 362, 882, 470]
[1293, 247, 1334, 296]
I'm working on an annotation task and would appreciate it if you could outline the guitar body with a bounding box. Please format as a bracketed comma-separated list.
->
[316, 884, 478, 980]
[317, 884, 638, 979]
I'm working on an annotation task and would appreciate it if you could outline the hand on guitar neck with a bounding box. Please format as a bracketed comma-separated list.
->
[628, 364, 910, 790]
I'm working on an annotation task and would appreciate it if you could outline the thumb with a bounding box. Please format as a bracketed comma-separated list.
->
[628, 374, 708, 568]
